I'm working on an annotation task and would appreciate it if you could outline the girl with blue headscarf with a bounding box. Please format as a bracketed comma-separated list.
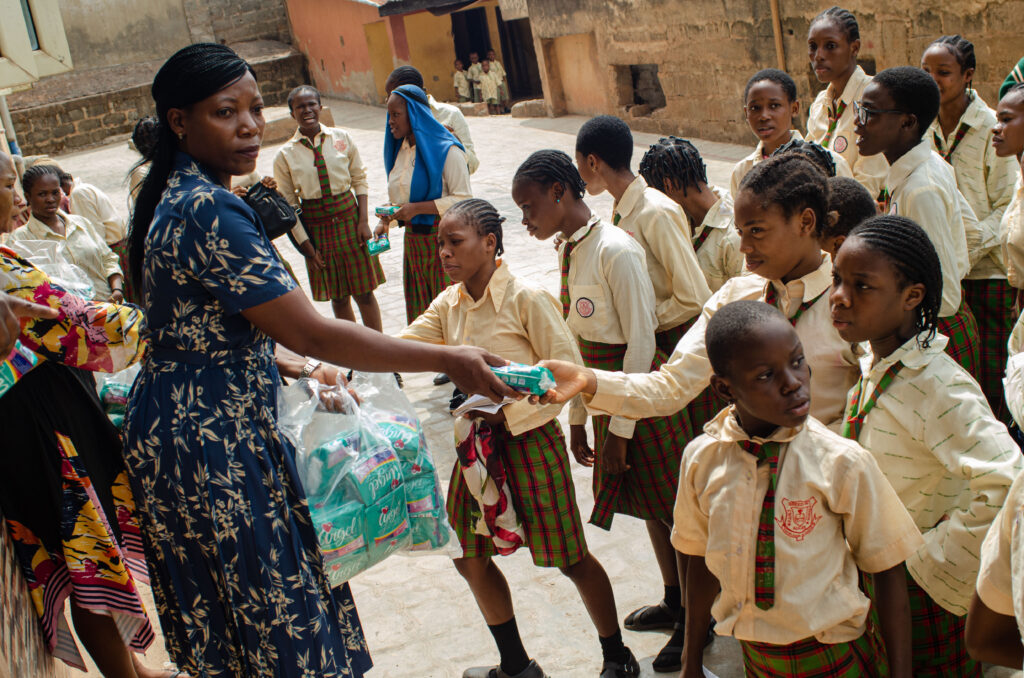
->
[377, 84, 472, 324]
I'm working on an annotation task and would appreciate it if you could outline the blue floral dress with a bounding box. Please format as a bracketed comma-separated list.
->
[123, 154, 372, 677]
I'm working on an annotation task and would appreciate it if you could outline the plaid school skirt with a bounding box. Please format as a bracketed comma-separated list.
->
[109, 238, 140, 305]
[402, 218, 449, 323]
[578, 338, 694, 529]
[301, 191, 384, 301]
[964, 278, 1015, 423]
[936, 296, 981, 379]
[740, 630, 886, 678]
[657, 317, 725, 436]
[446, 419, 588, 568]
[905, 571, 981, 677]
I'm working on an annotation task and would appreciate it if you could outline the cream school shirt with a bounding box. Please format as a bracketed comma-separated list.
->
[929, 93, 1019, 280]
[612, 175, 711, 333]
[672, 409, 923, 645]
[977, 468, 1024, 646]
[9, 211, 121, 300]
[1002, 174, 1024, 289]
[884, 140, 972, 317]
[1004, 309, 1024, 429]
[478, 72, 501, 102]
[586, 254, 861, 428]
[386, 139, 472, 217]
[729, 130, 852, 197]
[692, 186, 743, 293]
[562, 215, 658, 438]
[851, 335, 1023, 615]
[454, 70, 471, 99]
[273, 125, 369, 208]
[806, 65, 890, 198]
[68, 179, 126, 245]
[399, 260, 582, 436]
[428, 94, 479, 175]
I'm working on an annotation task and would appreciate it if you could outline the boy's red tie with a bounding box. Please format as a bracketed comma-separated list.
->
[739, 439, 781, 610]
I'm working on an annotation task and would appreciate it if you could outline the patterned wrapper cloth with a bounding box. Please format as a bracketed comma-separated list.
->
[963, 278, 1015, 423]
[577, 338, 694, 529]
[402, 216, 449, 323]
[446, 419, 588, 568]
[740, 630, 887, 678]
[935, 296, 981, 378]
[300, 189, 384, 301]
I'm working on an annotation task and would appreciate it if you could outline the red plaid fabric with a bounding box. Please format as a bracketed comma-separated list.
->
[109, 238, 139, 305]
[559, 226, 595, 317]
[933, 122, 971, 163]
[905, 570, 981, 677]
[692, 224, 714, 254]
[656, 316, 725, 437]
[402, 218, 449, 323]
[299, 135, 332, 196]
[841, 363, 905, 440]
[446, 420, 588, 568]
[764, 286, 828, 326]
[936, 298, 981, 379]
[739, 440, 780, 610]
[577, 338, 694, 528]
[964, 278, 1015, 424]
[821, 100, 848, 149]
[300, 190, 384, 300]
[740, 629, 886, 677]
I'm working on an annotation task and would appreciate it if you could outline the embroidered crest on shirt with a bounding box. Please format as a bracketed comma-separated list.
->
[576, 297, 595, 318]
[776, 497, 821, 541]
[334, 139, 348, 153]
[833, 136, 848, 153]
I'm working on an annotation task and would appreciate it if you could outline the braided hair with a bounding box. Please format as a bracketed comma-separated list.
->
[739, 154, 830, 236]
[128, 43, 255, 289]
[928, 35, 976, 73]
[847, 215, 942, 346]
[287, 85, 321, 110]
[772, 138, 837, 177]
[445, 198, 505, 256]
[512, 150, 586, 200]
[386, 66, 424, 92]
[21, 164, 61, 196]
[639, 136, 707, 195]
[811, 6, 860, 42]
[131, 116, 160, 159]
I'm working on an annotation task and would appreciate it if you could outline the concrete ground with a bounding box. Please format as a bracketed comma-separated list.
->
[52, 99, 1016, 678]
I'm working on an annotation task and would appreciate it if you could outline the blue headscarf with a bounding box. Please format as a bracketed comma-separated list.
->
[384, 84, 465, 227]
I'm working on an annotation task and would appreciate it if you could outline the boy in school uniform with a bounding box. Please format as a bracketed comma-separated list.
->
[454, 59, 472, 102]
[479, 62, 502, 116]
[487, 49, 510, 112]
[468, 52, 484, 103]
[674, 300, 922, 677]
[639, 136, 743, 293]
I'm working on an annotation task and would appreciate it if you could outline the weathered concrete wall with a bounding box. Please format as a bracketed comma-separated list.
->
[524, 0, 1024, 143]
[59, 0, 193, 71]
[206, 0, 293, 46]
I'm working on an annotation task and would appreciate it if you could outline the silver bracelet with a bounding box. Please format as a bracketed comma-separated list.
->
[299, 357, 322, 380]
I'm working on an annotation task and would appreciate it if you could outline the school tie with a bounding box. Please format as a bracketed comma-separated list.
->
[299, 136, 332, 196]
[559, 226, 594, 318]
[876, 188, 892, 214]
[612, 213, 621, 226]
[763, 285, 827, 327]
[739, 439, 781, 610]
[841, 363, 905, 440]
[933, 122, 971, 164]
[692, 225, 714, 253]
[822, 100, 847, 149]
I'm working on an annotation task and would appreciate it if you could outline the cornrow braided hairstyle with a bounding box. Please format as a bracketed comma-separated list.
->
[772, 137, 837, 177]
[846, 215, 942, 346]
[639, 136, 707, 195]
[513, 149, 586, 200]
[446, 198, 505, 256]
[929, 35, 976, 73]
[812, 6, 860, 42]
[739, 153, 830, 237]
[21, 164, 61, 196]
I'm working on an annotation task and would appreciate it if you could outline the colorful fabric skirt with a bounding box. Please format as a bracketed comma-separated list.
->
[936, 297, 980, 379]
[301, 191, 384, 301]
[447, 419, 588, 568]
[578, 338, 694, 528]
[402, 218, 449, 323]
[0, 363, 153, 670]
[963, 278, 1015, 423]
[740, 630, 886, 678]
[109, 238, 140, 306]
[905, 571, 981, 677]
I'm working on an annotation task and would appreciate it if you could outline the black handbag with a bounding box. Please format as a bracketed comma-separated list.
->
[244, 182, 299, 241]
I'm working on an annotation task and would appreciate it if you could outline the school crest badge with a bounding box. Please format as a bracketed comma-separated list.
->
[776, 497, 820, 541]
[576, 297, 595, 318]
[334, 139, 348, 153]
[833, 135, 848, 153]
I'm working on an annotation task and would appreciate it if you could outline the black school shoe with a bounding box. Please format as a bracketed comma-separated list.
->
[652, 620, 716, 673]
[599, 648, 640, 677]
[462, 659, 548, 678]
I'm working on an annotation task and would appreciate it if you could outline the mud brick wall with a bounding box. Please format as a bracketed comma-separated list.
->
[10, 52, 308, 157]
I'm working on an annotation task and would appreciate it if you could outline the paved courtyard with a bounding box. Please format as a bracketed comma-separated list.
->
[52, 99, 1016, 678]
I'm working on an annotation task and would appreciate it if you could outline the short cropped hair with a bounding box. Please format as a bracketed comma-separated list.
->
[706, 300, 789, 376]
[575, 115, 633, 171]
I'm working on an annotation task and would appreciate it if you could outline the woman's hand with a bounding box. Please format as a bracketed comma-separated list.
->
[230, 185, 248, 199]
[299, 240, 326, 271]
[569, 424, 594, 467]
[599, 433, 631, 475]
[442, 345, 520, 403]
[260, 176, 279, 191]
[391, 203, 418, 223]
[0, 293, 58, 356]
[465, 408, 506, 428]
[109, 289, 124, 304]
[529, 360, 597, 404]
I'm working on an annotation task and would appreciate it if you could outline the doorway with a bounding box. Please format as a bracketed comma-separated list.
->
[496, 12, 542, 99]
[451, 7, 491, 64]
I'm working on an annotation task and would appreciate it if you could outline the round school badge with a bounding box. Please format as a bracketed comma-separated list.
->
[576, 297, 595, 318]
[334, 139, 348, 153]
[833, 135, 848, 153]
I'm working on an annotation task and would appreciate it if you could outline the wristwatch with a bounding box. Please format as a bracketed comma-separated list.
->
[300, 357, 322, 380]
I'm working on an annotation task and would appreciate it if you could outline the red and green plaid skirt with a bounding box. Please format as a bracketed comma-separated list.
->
[402, 218, 449, 323]
[740, 629, 886, 678]
[109, 238, 140, 305]
[905, 570, 981, 677]
[936, 296, 980, 379]
[300, 191, 384, 301]
[658, 316, 726, 437]
[578, 337, 694, 528]
[446, 419, 588, 568]
[964, 278, 1015, 424]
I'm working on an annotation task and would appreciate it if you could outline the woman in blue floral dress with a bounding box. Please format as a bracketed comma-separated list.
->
[122, 44, 516, 678]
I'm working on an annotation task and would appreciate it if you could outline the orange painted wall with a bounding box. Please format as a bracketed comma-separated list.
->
[286, 0, 383, 104]
[553, 33, 608, 115]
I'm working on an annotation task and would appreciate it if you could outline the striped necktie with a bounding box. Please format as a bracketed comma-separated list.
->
[822, 100, 847, 149]
[841, 363, 905, 440]
[299, 136, 331, 196]
[559, 226, 594, 318]
[764, 285, 827, 327]
[739, 439, 781, 610]
[933, 122, 970, 164]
